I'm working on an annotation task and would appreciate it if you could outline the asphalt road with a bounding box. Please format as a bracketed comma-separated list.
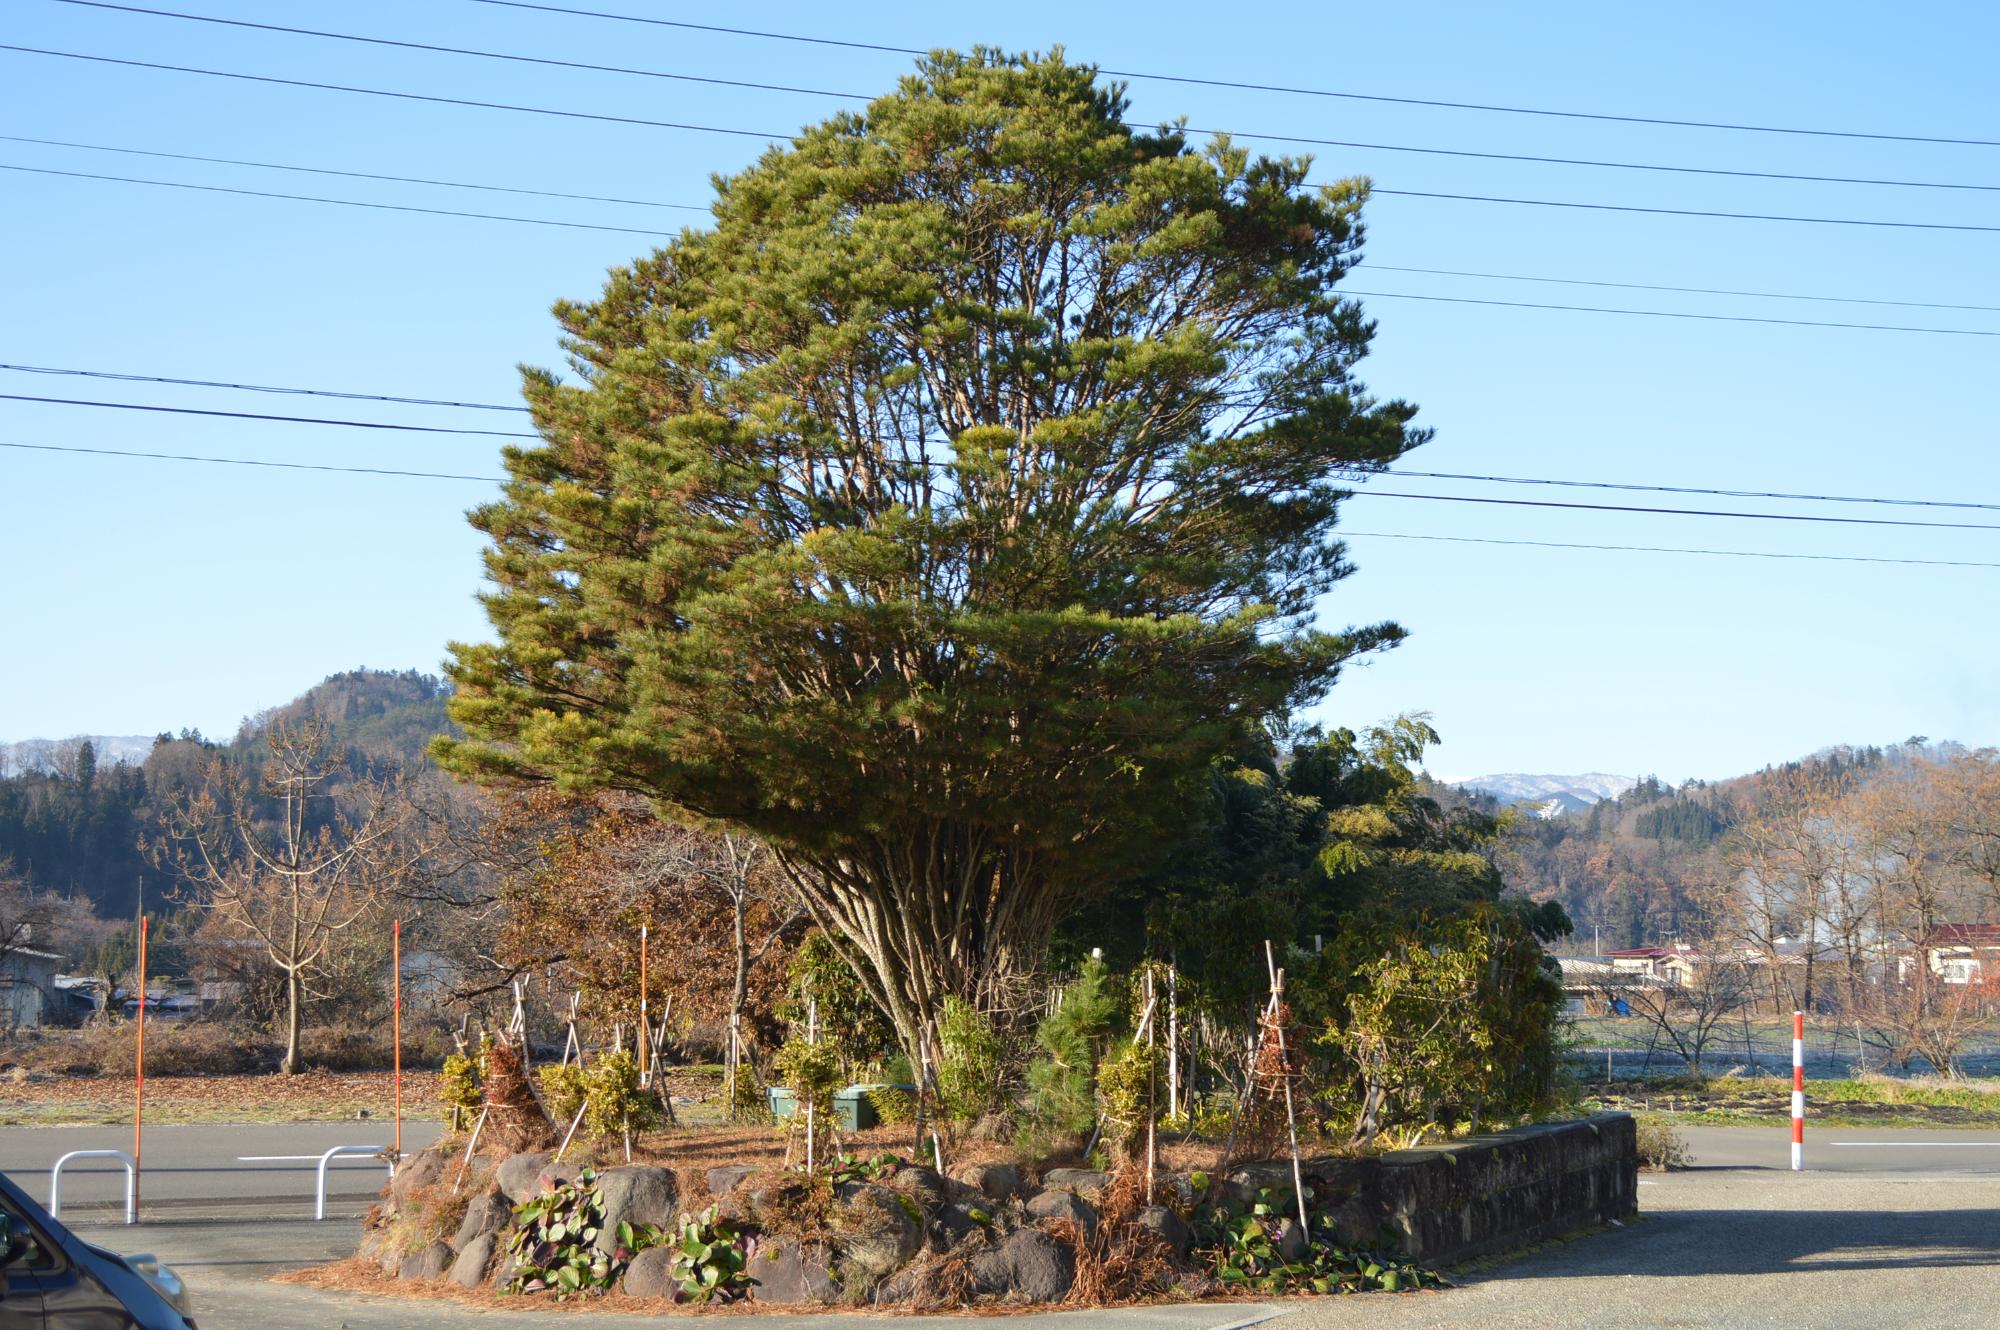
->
[22, 1124, 2000, 1329]
[0, 1121, 445, 1220]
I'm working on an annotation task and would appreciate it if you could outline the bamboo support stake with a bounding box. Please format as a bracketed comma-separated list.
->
[1144, 969, 1158, 1200]
[1167, 962, 1180, 1121]
[805, 996, 818, 1175]
[1265, 941, 1309, 1237]
[639, 923, 650, 1085]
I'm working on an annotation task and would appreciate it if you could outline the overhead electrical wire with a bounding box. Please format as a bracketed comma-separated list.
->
[0, 46, 787, 139]
[1362, 265, 2000, 316]
[1338, 532, 2000, 571]
[0, 393, 541, 437]
[0, 163, 676, 236]
[9, 137, 2000, 315]
[1339, 289, 2000, 336]
[9, 45, 2000, 234]
[1350, 491, 2000, 532]
[1366, 471, 2000, 514]
[36, 3, 2000, 195]
[0, 362, 529, 412]
[0, 134, 706, 211]
[6, 438, 1997, 571]
[0, 439, 503, 481]
[7, 363, 2000, 518]
[460, 0, 2000, 150]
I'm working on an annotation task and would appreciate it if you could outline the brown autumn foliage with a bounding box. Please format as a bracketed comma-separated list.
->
[485, 790, 799, 1057]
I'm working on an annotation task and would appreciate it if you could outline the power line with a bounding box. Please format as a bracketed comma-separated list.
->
[1373, 471, 2000, 515]
[9, 365, 2000, 521]
[1353, 490, 2000, 533]
[1342, 289, 2000, 336]
[0, 162, 676, 236]
[0, 362, 528, 412]
[0, 393, 540, 437]
[1363, 265, 2000, 316]
[1366, 189, 2000, 235]
[41, 3, 2000, 195]
[0, 440, 504, 481]
[46, 2, 873, 102]
[0, 46, 789, 139]
[6, 436, 1996, 570]
[463, 0, 2000, 150]
[1339, 531, 2000, 571]
[15, 136, 2000, 316]
[0, 134, 706, 211]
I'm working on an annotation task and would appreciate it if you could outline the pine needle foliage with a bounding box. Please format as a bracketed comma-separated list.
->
[437, 48, 1426, 1060]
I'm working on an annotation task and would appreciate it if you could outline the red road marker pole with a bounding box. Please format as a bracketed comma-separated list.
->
[393, 918, 403, 1162]
[1791, 1010, 1805, 1171]
[134, 916, 148, 1214]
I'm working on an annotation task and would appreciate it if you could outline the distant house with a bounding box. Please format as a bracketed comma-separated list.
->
[1602, 945, 1702, 987]
[0, 948, 64, 1028]
[1924, 925, 2000, 985]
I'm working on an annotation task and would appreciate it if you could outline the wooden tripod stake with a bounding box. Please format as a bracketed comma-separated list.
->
[1264, 941, 1309, 1236]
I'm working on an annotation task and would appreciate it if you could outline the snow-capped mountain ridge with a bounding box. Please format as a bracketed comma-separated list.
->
[1452, 772, 1639, 810]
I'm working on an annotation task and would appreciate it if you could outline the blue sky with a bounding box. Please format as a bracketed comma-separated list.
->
[3, 0, 1995, 783]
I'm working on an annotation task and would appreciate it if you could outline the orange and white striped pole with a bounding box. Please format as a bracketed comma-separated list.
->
[1791, 1010, 1805, 1171]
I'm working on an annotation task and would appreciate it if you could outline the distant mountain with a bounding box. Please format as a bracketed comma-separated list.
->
[1453, 773, 1639, 813]
[0, 735, 155, 775]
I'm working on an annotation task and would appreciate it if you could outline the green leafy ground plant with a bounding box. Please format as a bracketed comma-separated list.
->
[504, 1168, 649, 1298]
[1196, 1188, 1440, 1296]
[666, 1205, 754, 1303]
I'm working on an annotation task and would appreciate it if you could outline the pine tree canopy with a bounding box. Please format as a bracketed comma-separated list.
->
[437, 49, 1429, 1053]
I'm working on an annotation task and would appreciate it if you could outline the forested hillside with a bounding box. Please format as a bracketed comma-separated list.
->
[1500, 741, 1989, 951]
[0, 669, 452, 917]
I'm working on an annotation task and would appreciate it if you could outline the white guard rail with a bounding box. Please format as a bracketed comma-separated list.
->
[49, 1150, 136, 1225]
[314, 1145, 393, 1221]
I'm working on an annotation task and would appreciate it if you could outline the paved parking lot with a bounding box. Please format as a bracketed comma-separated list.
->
[32, 1124, 2000, 1330]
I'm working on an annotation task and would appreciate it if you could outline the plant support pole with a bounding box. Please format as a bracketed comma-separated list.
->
[1265, 941, 1308, 1236]
[133, 915, 147, 1217]
[392, 918, 402, 1162]
[1791, 1010, 1805, 1171]
[639, 923, 650, 1084]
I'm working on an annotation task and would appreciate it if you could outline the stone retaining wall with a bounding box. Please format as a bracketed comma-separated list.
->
[1235, 1111, 1637, 1267]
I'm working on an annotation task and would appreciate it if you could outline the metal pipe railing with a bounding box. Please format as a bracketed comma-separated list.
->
[314, 1145, 392, 1221]
[50, 1150, 136, 1225]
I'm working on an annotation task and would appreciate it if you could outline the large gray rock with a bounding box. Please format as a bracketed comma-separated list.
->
[955, 1162, 1023, 1203]
[453, 1188, 513, 1251]
[389, 1145, 449, 1208]
[936, 1198, 998, 1249]
[1041, 1168, 1110, 1202]
[706, 1165, 755, 1196]
[593, 1166, 678, 1254]
[1136, 1205, 1191, 1258]
[397, 1240, 453, 1282]
[448, 1232, 496, 1288]
[1026, 1187, 1097, 1237]
[748, 1236, 838, 1304]
[495, 1151, 551, 1202]
[883, 1165, 950, 1216]
[836, 1182, 922, 1280]
[970, 1227, 1074, 1303]
[620, 1245, 678, 1299]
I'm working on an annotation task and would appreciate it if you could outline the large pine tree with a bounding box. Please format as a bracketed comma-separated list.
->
[438, 50, 1427, 1057]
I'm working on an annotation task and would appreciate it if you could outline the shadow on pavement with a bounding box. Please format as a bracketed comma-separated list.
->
[1468, 1207, 2000, 1282]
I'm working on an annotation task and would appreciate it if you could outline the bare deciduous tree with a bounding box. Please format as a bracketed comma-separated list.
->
[1613, 948, 1757, 1075]
[157, 720, 422, 1074]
